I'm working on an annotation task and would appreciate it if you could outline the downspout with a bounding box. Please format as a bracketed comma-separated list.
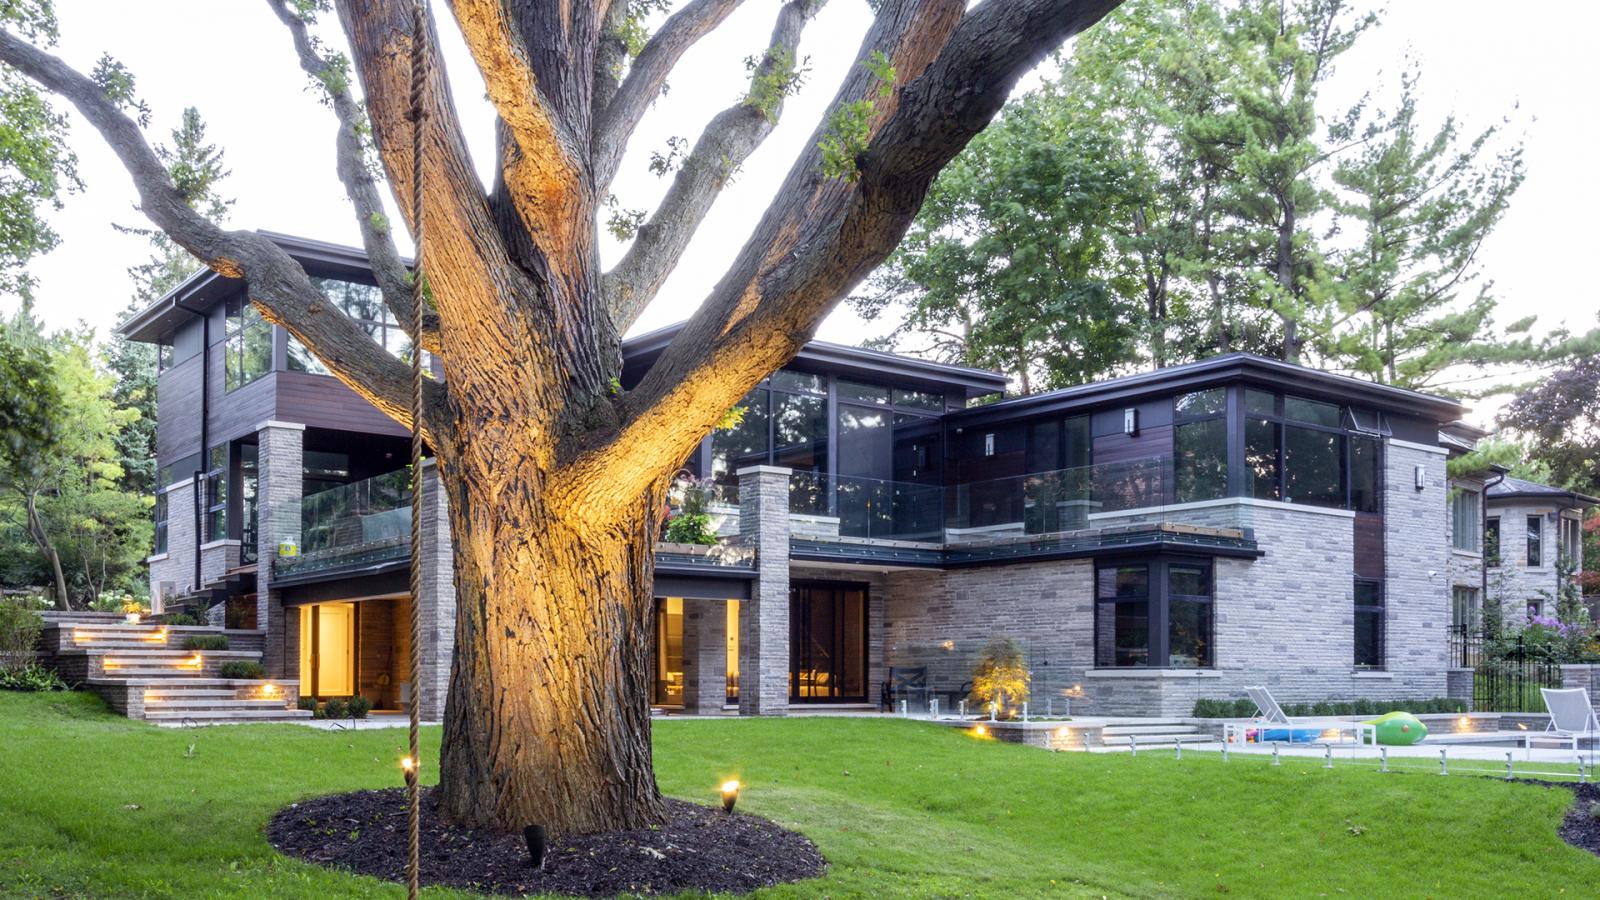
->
[1482, 465, 1508, 631]
[176, 299, 210, 592]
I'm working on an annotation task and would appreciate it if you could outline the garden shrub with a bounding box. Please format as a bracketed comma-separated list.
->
[218, 660, 266, 680]
[297, 696, 317, 712]
[0, 663, 68, 692]
[348, 695, 372, 719]
[0, 600, 44, 675]
[322, 696, 349, 719]
[968, 636, 1031, 717]
[182, 635, 229, 651]
[1192, 696, 1468, 717]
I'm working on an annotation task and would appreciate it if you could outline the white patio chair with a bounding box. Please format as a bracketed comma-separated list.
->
[1534, 687, 1600, 752]
[1222, 685, 1377, 747]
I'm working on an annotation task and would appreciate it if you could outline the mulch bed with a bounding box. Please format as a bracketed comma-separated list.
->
[1555, 782, 1600, 857]
[267, 787, 825, 897]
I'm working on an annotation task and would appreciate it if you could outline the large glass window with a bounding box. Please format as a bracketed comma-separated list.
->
[154, 491, 169, 555]
[1095, 559, 1213, 668]
[205, 445, 228, 542]
[1284, 425, 1343, 507]
[1175, 418, 1228, 503]
[1167, 564, 1213, 668]
[653, 597, 684, 706]
[1286, 395, 1341, 427]
[1527, 515, 1543, 567]
[1450, 489, 1481, 551]
[1354, 579, 1384, 668]
[773, 389, 827, 512]
[286, 336, 329, 375]
[1245, 417, 1281, 501]
[790, 583, 867, 702]
[224, 298, 271, 392]
[709, 387, 770, 497]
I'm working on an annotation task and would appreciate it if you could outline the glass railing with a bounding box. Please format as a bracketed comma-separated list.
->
[294, 468, 413, 566]
[947, 456, 1175, 537]
[789, 471, 945, 541]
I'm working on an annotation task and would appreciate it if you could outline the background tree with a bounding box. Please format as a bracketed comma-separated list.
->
[0, 313, 63, 605]
[105, 107, 233, 497]
[1498, 350, 1600, 497]
[1317, 70, 1529, 389]
[0, 1, 78, 301]
[0, 0, 1126, 833]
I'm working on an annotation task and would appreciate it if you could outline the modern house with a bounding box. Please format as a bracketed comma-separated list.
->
[118, 233, 1590, 720]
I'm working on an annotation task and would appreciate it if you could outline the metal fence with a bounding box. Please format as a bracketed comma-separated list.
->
[1450, 627, 1562, 713]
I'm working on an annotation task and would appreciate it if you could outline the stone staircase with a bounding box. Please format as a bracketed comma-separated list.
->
[37, 611, 311, 725]
[1099, 719, 1211, 750]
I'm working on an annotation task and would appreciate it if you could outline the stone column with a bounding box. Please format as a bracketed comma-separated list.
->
[681, 600, 729, 714]
[415, 459, 457, 721]
[738, 465, 791, 716]
[255, 421, 304, 677]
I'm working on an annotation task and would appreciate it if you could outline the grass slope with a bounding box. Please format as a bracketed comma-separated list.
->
[0, 691, 1594, 898]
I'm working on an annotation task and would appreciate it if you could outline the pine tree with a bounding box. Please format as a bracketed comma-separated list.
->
[105, 107, 232, 496]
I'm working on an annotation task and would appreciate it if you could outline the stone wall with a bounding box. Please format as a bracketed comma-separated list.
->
[255, 421, 303, 677]
[148, 475, 198, 610]
[415, 460, 456, 720]
[1486, 501, 1564, 621]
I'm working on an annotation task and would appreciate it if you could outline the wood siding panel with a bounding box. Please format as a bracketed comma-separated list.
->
[275, 372, 410, 438]
[1354, 512, 1385, 580]
[1093, 423, 1173, 465]
[155, 354, 204, 464]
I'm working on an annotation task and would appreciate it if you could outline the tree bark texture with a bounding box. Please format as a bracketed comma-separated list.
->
[0, 0, 1125, 834]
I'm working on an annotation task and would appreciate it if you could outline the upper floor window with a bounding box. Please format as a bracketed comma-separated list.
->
[205, 444, 228, 542]
[1450, 489, 1481, 552]
[1527, 515, 1543, 567]
[156, 340, 174, 372]
[1243, 390, 1380, 512]
[1174, 390, 1227, 503]
[224, 298, 271, 392]
[1560, 516, 1582, 566]
[154, 491, 169, 555]
[1485, 517, 1501, 566]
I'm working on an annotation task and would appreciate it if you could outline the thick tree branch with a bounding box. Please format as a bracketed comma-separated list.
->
[601, 0, 823, 331]
[266, 0, 440, 352]
[448, 0, 588, 260]
[591, 0, 746, 191]
[0, 24, 450, 445]
[561, 0, 1124, 509]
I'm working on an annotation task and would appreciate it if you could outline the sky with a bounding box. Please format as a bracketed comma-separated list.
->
[9, 1, 1600, 428]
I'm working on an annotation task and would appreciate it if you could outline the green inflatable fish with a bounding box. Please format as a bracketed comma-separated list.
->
[1364, 711, 1428, 746]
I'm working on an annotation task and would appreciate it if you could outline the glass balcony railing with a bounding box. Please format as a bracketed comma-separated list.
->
[789, 471, 946, 541]
[279, 469, 413, 575]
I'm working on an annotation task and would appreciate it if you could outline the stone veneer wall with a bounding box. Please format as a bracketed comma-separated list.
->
[1485, 500, 1569, 622]
[1380, 440, 1450, 694]
[256, 421, 304, 677]
[148, 475, 199, 610]
[414, 460, 456, 720]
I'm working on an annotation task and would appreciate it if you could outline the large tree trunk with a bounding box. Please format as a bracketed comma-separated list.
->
[25, 491, 70, 611]
[435, 447, 670, 833]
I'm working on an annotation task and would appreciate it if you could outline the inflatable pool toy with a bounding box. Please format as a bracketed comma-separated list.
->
[1364, 711, 1428, 745]
[1246, 727, 1321, 743]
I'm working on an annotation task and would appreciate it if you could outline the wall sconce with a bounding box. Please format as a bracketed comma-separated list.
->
[1123, 408, 1139, 437]
[983, 433, 995, 457]
[1414, 464, 1426, 491]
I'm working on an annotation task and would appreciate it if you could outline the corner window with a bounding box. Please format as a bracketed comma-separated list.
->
[1450, 489, 1481, 552]
[1094, 558, 1214, 669]
[313, 277, 413, 360]
[1283, 424, 1343, 507]
[1485, 517, 1500, 566]
[286, 336, 330, 375]
[224, 298, 271, 392]
[1245, 417, 1281, 501]
[1354, 579, 1384, 669]
[1527, 515, 1543, 567]
[156, 340, 174, 372]
[154, 491, 169, 555]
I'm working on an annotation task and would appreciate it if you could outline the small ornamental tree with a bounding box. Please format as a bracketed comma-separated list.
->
[969, 636, 1030, 718]
[0, 0, 1123, 833]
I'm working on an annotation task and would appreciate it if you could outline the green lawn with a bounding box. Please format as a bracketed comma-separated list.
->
[1, 691, 1595, 898]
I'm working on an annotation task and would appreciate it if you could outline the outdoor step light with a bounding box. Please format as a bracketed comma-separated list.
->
[523, 824, 547, 869]
[720, 780, 741, 814]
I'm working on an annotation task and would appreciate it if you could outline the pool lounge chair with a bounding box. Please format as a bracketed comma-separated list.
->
[1221, 686, 1377, 746]
[1533, 687, 1600, 752]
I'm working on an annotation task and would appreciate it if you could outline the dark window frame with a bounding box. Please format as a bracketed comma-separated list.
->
[154, 490, 169, 555]
[1093, 555, 1215, 669]
[1485, 516, 1501, 566]
[1238, 389, 1381, 512]
[1354, 578, 1385, 669]
[788, 579, 871, 704]
[1527, 515, 1543, 567]
[205, 444, 228, 542]
[223, 297, 272, 392]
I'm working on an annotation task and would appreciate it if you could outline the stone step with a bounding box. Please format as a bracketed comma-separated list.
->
[1102, 733, 1213, 747]
[1102, 724, 1204, 736]
[144, 697, 292, 709]
[1098, 718, 1196, 727]
[143, 708, 314, 722]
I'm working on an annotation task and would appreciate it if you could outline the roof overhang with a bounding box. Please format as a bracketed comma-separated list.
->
[949, 353, 1467, 427]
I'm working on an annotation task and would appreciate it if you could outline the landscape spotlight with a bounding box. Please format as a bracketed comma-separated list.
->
[400, 756, 416, 775]
[720, 779, 741, 814]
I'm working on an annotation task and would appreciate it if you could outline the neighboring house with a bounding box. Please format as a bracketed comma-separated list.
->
[1482, 476, 1596, 622]
[122, 234, 1505, 719]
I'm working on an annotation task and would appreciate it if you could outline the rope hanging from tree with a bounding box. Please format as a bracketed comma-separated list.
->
[404, 2, 429, 898]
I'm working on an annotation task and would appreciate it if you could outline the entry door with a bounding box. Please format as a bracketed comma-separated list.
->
[299, 603, 356, 697]
[789, 583, 868, 703]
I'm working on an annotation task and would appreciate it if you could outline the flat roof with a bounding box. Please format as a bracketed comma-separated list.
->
[948, 352, 1468, 425]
